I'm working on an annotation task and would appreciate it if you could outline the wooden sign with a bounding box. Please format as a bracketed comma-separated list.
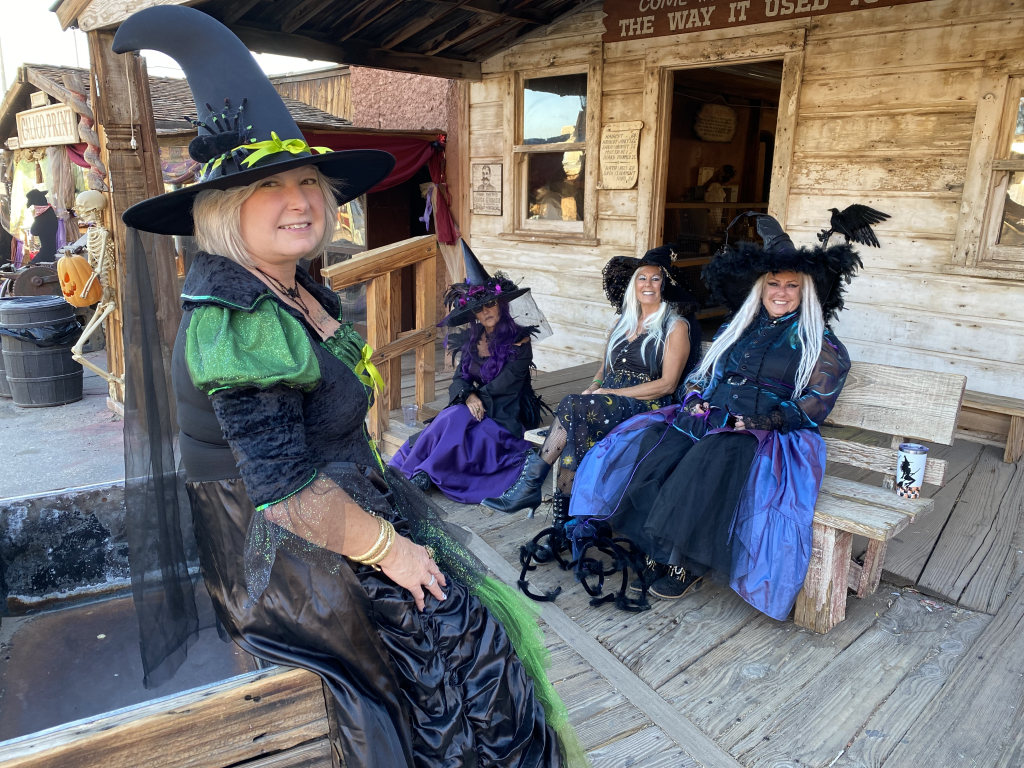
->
[472, 163, 502, 215]
[603, 0, 937, 43]
[599, 121, 643, 189]
[16, 104, 79, 148]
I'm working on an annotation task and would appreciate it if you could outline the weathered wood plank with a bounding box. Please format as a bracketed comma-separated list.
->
[794, 109, 976, 154]
[659, 589, 894, 747]
[732, 594, 959, 768]
[917, 447, 1018, 606]
[790, 155, 967, 193]
[414, 256, 436, 409]
[813, 493, 918, 541]
[586, 726, 699, 768]
[957, 460, 1024, 614]
[832, 611, 991, 768]
[797, 66, 980, 115]
[0, 668, 327, 768]
[884, 579, 1024, 767]
[823, 439, 947, 487]
[243, 739, 332, 768]
[323, 234, 437, 291]
[824, 362, 965, 446]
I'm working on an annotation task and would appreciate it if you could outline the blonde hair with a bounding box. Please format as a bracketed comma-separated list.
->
[687, 272, 824, 396]
[605, 267, 681, 373]
[192, 166, 339, 267]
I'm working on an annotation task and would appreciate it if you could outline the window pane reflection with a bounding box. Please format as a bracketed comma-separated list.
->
[523, 74, 587, 145]
[999, 170, 1024, 246]
[1011, 97, 1024, 160]
[527, 151, 585, 221]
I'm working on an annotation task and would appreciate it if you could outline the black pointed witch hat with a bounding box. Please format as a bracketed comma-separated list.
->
[703, 212, 863, 324]
[112, 6, 395, 236]
[439, 241, 531, 327]
[602, 245, 700, 315]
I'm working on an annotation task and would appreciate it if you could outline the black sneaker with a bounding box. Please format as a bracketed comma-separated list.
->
[649, 567, 704, 600]
[410, 472, 433, 492]
[627, 558, 667, 596]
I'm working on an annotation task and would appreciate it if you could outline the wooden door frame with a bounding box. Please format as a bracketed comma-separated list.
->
[634, 28, 806, 257]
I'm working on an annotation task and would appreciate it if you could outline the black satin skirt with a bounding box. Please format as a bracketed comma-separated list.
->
[187, 479, 560, 768]
[612, 429, 759, 573]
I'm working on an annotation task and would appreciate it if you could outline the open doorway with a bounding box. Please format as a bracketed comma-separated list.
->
[661, 61, 784, 337]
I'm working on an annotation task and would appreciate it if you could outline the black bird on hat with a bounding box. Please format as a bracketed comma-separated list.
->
[110, 6, 395, 236]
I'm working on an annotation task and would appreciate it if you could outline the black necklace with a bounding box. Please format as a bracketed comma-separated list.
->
[254, 266, 323, 331]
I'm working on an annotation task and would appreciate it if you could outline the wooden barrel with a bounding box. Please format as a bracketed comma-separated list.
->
[0, 296, 83, 407]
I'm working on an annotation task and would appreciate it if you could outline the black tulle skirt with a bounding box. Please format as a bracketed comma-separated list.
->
[187, 478, 560, 768]
[611, 428, 759, 573]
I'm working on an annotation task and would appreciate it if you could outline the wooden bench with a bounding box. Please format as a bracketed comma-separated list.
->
[957, 390, 1024, 464]
[0, 666, 334, 768]
[525, 360, 966, 633]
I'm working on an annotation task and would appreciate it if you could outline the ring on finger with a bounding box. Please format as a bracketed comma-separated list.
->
[427, 574, 437, 586]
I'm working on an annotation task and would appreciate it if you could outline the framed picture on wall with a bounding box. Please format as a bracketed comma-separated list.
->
[472, 163, 502, 215]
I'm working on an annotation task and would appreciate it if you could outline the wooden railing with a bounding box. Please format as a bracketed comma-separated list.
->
[321, 234, 438, 441]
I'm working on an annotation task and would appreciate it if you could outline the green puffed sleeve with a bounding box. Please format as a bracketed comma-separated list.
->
[186, 301, 321, 395]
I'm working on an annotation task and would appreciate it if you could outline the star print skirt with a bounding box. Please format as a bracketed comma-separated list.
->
[554, 369, 672, 472]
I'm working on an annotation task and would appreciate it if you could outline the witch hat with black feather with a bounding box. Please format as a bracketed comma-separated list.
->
[602, 245, 700, 316]
[111, 5, 395, 236]
[703, 212, 872, 324]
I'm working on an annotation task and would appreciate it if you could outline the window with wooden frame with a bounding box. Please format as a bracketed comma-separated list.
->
[955, 74, 1024, 277]
[503, 61, 601, 243]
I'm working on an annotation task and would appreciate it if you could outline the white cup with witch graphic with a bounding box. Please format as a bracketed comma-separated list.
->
[896, 443, 929, 498]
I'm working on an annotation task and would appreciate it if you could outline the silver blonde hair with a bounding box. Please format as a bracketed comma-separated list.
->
[192, 166, 338, 267]
[606, 268, 681, 373]
[687, 272, 824, 396]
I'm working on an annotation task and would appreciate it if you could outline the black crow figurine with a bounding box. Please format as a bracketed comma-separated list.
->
[818, 204, 891, 248]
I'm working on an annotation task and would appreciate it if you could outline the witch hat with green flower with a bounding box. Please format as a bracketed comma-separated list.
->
[112, 5, 395, 236]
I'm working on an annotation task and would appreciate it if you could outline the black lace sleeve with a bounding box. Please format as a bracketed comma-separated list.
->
[210, 384, 316, 509]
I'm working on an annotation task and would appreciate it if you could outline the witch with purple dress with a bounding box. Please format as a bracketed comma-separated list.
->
[564, 211, 876, 617]
[390, 242, 551, 504]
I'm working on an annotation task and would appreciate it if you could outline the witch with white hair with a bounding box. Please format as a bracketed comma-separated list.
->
[481, 246, 702, 520]
[566, 212, 870, 615]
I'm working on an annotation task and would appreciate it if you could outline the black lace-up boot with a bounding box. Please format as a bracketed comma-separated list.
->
[628, 555, 667, 596]
[481, 451, 551, 514]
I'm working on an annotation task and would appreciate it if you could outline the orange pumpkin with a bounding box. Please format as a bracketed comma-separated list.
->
[57, 254, 103, 307]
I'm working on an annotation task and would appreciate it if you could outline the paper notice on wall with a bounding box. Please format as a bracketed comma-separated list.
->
[472, 163, 502, 215]
[599, 121, 643, 190]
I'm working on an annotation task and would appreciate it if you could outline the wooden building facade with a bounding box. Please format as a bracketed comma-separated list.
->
[461, 0, 1024, 414]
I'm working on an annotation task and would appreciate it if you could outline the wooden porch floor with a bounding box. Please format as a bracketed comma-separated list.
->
[385, 352, 1024, 767]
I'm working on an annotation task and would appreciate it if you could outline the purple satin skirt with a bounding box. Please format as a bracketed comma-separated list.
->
[390, 405, 531, 504]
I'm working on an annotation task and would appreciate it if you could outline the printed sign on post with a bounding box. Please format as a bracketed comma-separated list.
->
[599, 121, 643, 190]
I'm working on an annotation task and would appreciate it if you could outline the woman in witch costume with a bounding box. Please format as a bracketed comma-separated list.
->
[113, 8, 583, 768]
[567, 213, 864, 613]
[390, 242, 550, 503]
[481, 246, 701, 517]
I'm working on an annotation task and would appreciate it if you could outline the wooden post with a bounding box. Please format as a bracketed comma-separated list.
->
[388, 273, 403, 411]
[882, 435, 904, 490]
[794, 522, 853, 633]
[88, 32, 181, 411]
[1006, 416, 1024, 464]
[856, 539, 888, 599]
[366, 273, 393, 441]
[414, 255, 436, 408]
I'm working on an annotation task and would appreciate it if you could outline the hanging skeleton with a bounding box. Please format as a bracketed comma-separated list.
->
[64, 189, 122, 398]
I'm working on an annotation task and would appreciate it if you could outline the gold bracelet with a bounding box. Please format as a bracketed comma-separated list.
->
[349, 516, 388, 563]
[362, 521, 396, 568]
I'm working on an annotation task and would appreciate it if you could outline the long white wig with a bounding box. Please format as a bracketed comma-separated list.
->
[605, 268, 681, 372]
[687, 273, 824, 396]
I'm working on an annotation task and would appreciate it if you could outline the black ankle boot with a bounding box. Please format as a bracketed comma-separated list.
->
[410, 471, 433, 492]
[481, 451, 551, 514]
